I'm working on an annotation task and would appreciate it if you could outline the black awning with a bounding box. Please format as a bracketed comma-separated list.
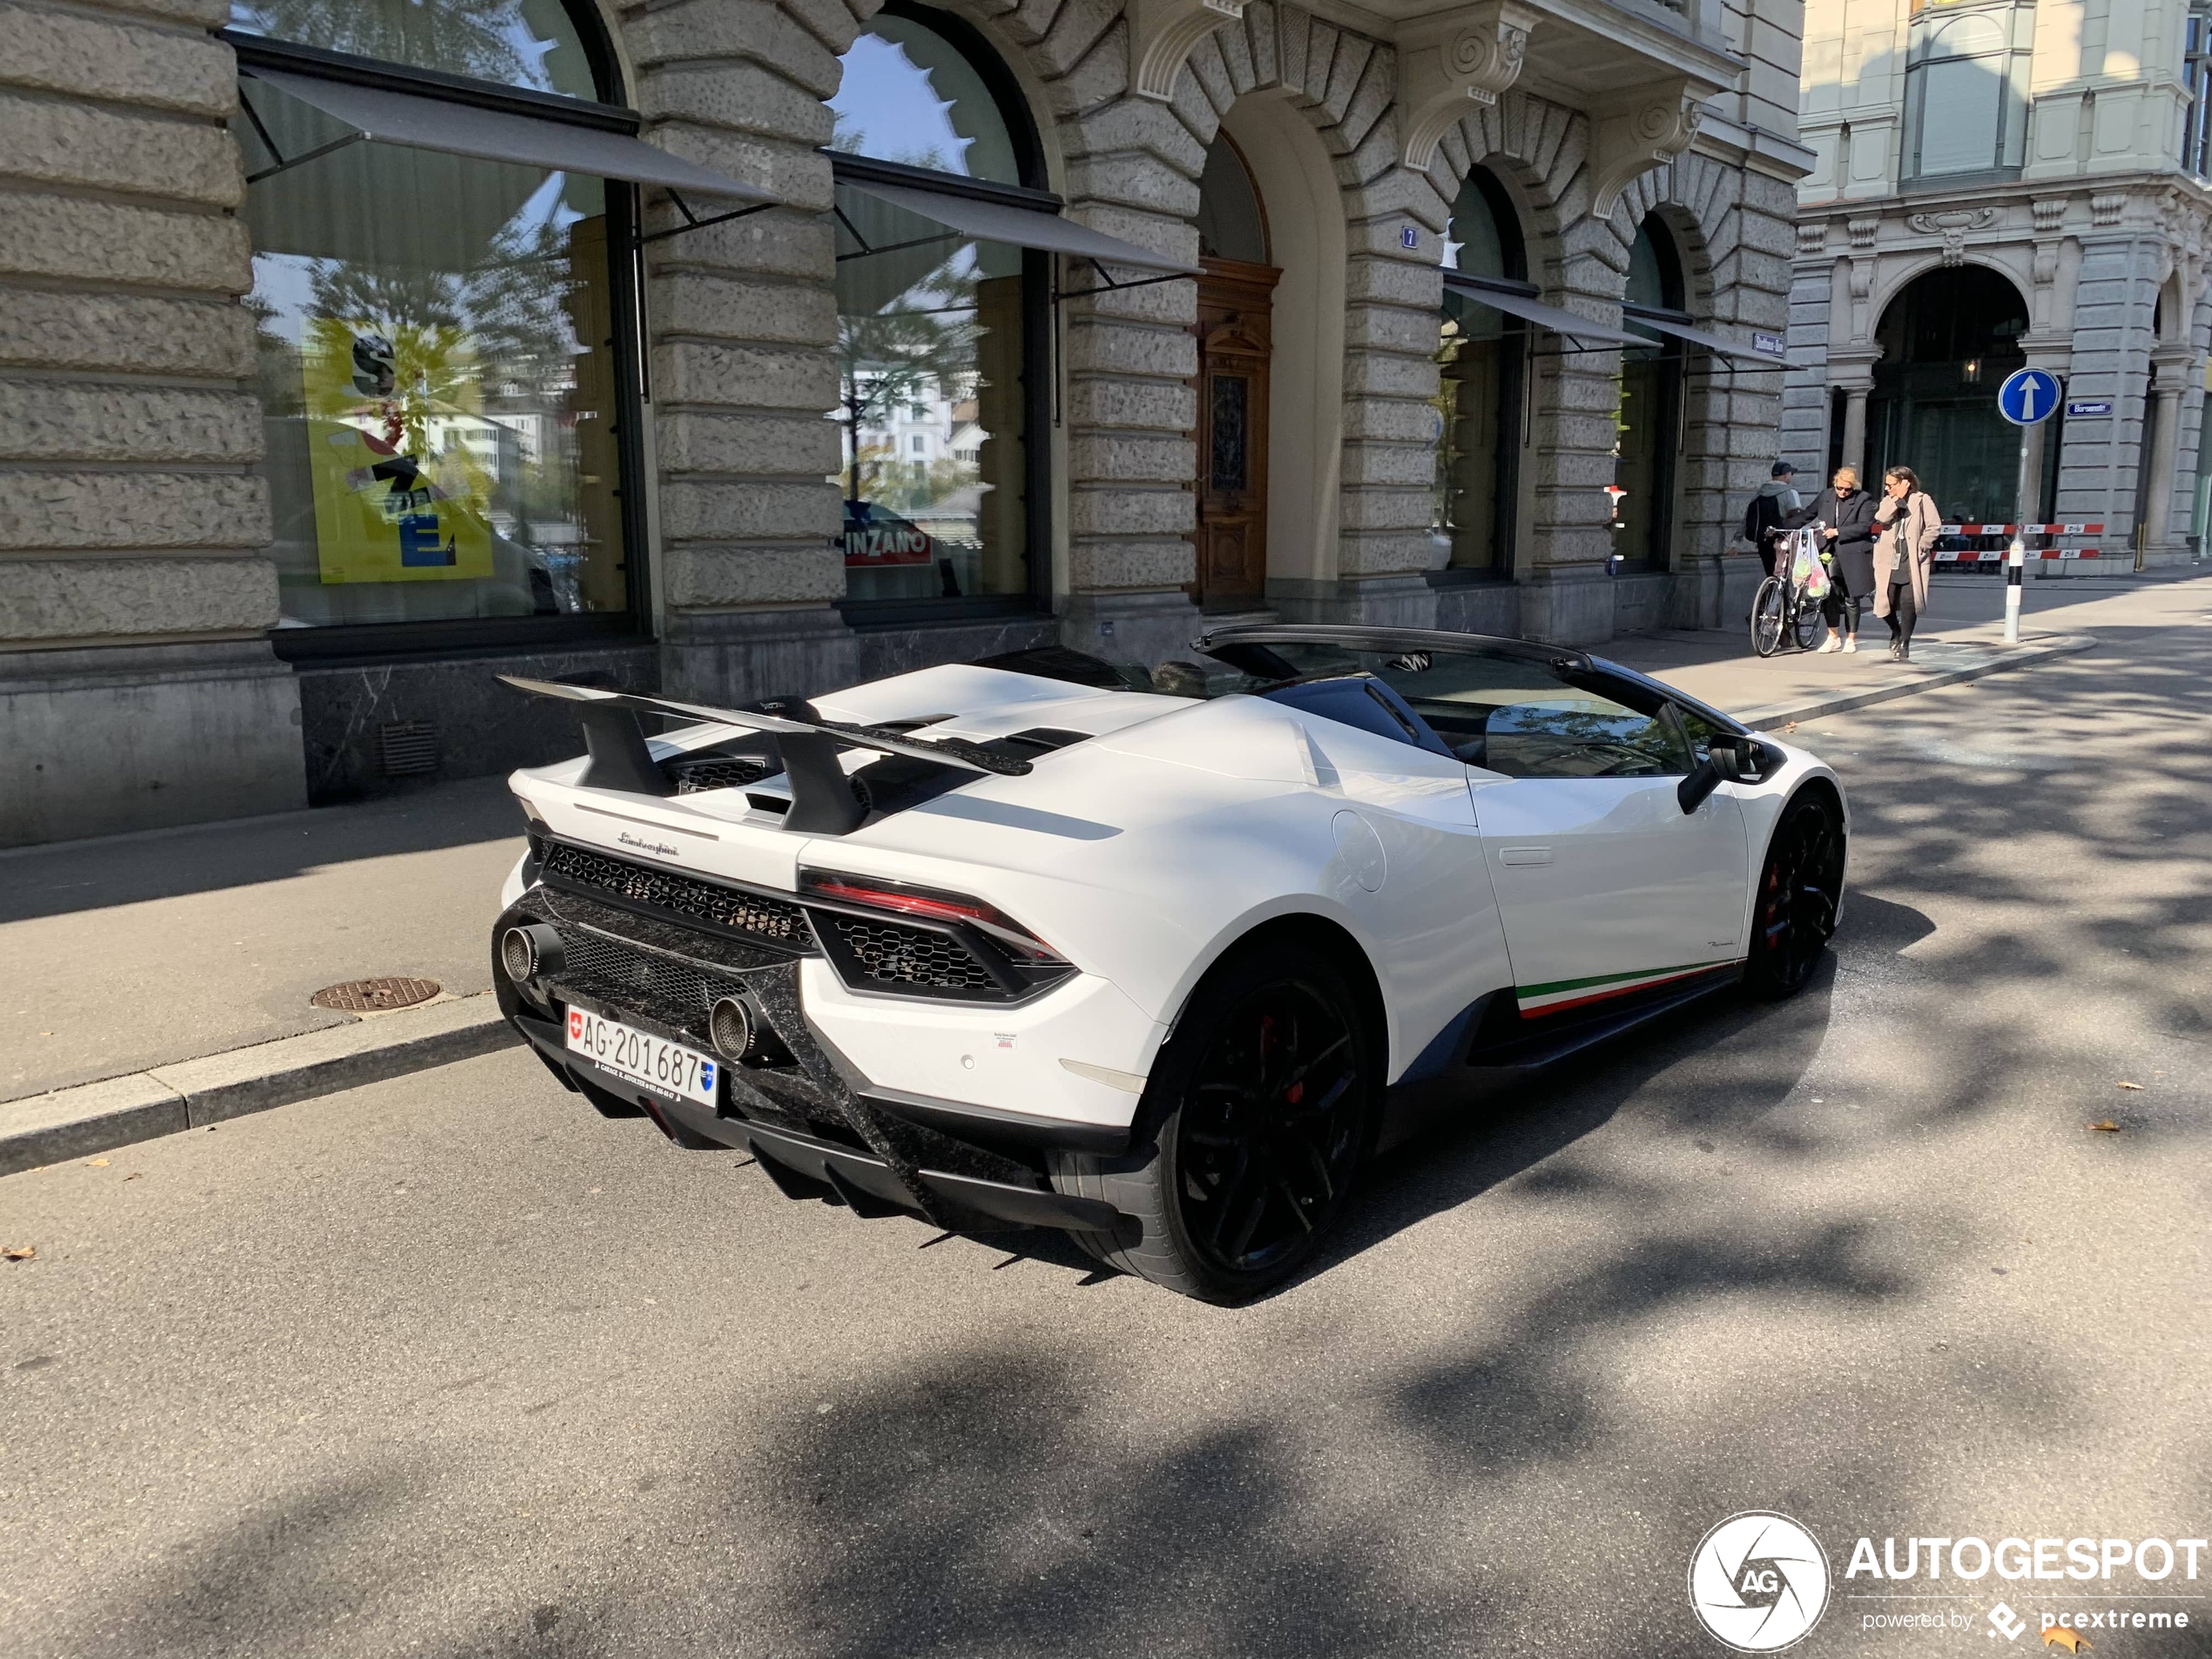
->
[239, 66, 774, 203]
[1443, 275, 1649, 350]
[1624, 307, 1785, 364]
[837, 175, 1199, 276]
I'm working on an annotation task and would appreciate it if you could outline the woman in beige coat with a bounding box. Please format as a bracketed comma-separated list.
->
[1872, 466, 1940, 663]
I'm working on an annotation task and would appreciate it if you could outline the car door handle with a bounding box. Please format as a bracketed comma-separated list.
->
[1498, 846, 1554, 867]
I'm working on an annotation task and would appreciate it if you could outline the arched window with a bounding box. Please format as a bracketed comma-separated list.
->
[1434, 167, 1529, 577]
[1869, 266, 2030, 523]
[827, 6, 1048, 613]
[228, 0, 648, 644]
[1905, 5, 2029, 178]
[1196, 135, 1269, 265]
[1615, 218, 1687, 570]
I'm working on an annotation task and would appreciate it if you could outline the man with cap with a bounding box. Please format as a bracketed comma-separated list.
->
[1743, 461, 1802, 578]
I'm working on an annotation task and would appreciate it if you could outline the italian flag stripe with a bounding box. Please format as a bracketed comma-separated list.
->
[1515, 959, 1742, 1017]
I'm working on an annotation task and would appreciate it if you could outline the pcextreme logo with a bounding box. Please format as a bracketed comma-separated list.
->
[1690, 1512, 1832, 1652]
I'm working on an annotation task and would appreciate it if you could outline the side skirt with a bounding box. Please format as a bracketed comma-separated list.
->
[1377, 966, 1743, 1151]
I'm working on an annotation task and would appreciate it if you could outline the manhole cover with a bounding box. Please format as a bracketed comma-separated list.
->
[310, 977, 442, 1013]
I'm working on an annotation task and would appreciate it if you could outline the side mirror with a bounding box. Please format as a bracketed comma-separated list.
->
[1676, 738, 1770, 814]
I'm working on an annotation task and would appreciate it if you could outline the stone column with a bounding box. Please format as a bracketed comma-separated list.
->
[621, 0, 860, 705]
[1823, 347, 1880, 483]
[0, 0, 302, 846]
[2141, 347, 2193, 564]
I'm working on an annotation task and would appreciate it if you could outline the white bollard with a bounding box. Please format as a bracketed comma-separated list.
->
[2003, 536, 2025, 644]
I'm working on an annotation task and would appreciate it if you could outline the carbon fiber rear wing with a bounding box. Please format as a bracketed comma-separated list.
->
[498, 676, 1030, 835]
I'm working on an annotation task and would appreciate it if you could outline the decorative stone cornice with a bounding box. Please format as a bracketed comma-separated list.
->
[1905, 206, 1999, 266]
[1130, 0, 1246, 104]
[1398, 2, 1543, 171]
[1588, 78, 1707, 219]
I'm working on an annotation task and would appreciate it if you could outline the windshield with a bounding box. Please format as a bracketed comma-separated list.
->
[1176, 637, 1697, 779]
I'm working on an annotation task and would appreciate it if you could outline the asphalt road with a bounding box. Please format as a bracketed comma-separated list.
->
[5, 592, 2211, 1659]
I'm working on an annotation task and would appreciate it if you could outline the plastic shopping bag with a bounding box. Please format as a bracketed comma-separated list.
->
[1790, 530, 1830, 597]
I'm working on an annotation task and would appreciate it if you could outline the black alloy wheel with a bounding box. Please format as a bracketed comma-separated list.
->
[1173, 978, 1367, 1278]
[1745, 793, 1846, 998]
[1047, 943, 1379, 1302]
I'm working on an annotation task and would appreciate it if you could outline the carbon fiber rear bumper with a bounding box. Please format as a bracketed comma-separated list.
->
[510, 1010, 1128, 1236]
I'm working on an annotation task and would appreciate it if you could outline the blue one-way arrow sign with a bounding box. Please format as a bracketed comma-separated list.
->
[1997, 368, 2061, 426]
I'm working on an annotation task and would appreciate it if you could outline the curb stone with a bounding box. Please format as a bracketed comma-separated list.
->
[0, 994, 518, 1177]
[0, 631, 2101, 1180]
[1730, 632, 2094, 732]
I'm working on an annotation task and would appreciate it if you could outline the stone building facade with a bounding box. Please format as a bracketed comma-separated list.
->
[1784, 0, 2212, 557]
[1, 0, 1810, 846]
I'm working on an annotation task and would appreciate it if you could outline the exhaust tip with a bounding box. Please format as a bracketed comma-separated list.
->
[501, 923, 563, 982]
[709, 995, 755, 1062]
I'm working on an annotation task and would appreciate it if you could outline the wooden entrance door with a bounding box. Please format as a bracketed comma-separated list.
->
[1190, 256, 1279, 609]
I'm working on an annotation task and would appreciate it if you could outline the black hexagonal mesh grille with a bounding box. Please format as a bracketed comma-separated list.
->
[553, 927, 751, 1041]
[669, 755, 772, 794]
[827, 916, 998, 993]
[541, 841, 810, 946]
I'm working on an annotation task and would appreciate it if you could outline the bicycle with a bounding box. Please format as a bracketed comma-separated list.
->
[1750, 526, 1830, 658]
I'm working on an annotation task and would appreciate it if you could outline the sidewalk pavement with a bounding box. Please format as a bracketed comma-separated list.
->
[5, 570, 2203, 1174]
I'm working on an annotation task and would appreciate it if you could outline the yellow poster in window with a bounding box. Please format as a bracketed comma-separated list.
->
[301, 319, 496, 584]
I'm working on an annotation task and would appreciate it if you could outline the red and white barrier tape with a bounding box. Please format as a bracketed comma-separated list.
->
[1934, 523, 2105, 536]
[1934, 549, 2114, 563]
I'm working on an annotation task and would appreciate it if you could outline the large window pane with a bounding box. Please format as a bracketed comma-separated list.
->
[832, 186, 1028, 603]
[240, 102, 628, 627]
[228, 0, 599, 98]
[1434, 293, 1519, 573]
[1918, 56, 2005, 172]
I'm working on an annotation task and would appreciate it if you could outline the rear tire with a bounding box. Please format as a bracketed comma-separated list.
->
[1049, 942, 1380, 1304]
[1744, 792, 1846, 999]
[1750, 577, 1788, 658]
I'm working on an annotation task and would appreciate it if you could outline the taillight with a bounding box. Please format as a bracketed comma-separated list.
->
[799, 869, 1066, 964]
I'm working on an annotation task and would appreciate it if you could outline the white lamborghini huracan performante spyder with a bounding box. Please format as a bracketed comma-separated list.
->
[491, 626, 1846, 1302]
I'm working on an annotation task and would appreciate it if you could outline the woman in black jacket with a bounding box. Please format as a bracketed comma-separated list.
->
[1784, 465, 1879, 652]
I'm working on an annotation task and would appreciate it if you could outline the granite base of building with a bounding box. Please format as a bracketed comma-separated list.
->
[293, 640, 661, 806]
[1058, 591, 1209, 673]
[0, 642, 307, 848]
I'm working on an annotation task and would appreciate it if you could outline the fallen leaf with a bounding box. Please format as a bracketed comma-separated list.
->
[124, 1172, 143, 1183]
[85, 1158, 109, 1168]
[2087, 1120, 2121, 1132]
[2, 1245, 33, 1262]
[1784, 722, 1799, 734]
[2116, 1081, 2144, 1090]
[2043, 1628, 2091, 1653]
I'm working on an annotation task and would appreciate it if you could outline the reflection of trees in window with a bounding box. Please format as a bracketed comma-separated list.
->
[230, 0, 579, 92]
[833, 254, 981, 515]
[297, 208, 590, 562]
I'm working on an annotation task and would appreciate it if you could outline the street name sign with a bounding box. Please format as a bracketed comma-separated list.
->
[2066, 400, 2113, 417]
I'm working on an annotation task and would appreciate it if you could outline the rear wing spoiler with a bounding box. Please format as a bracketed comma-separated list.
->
[498, 676, 1030, 835]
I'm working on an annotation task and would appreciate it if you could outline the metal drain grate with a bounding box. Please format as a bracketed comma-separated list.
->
[310, 976, 442, 1012]
[377, 721, 440, 777]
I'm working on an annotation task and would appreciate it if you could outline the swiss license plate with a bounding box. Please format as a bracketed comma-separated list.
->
[564, 1008, 719, 1107]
